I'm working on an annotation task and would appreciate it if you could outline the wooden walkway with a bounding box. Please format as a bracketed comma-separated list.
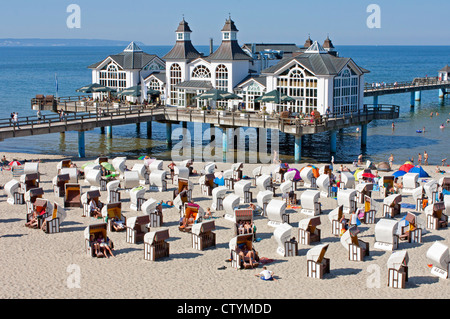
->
[364, 77, 450, 97]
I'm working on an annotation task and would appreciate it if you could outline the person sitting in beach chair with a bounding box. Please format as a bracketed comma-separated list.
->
[89, 198, 102, 218]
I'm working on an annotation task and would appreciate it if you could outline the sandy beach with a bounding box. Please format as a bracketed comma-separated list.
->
[0, 151, 449, 300]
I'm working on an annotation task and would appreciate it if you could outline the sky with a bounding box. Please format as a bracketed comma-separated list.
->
[0, 0, 449, 46]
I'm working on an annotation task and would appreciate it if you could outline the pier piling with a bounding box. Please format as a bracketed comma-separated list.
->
[78, 131, 85, 158]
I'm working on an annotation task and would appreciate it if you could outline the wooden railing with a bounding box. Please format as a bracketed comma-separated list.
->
[364, 77, 450, 91]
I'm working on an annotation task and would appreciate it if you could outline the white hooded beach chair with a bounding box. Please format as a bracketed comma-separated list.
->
[173, 166, 189, 185]
[126, 215, 150, 244]
[298, 216, 321, 245]
[266, 199, 289, 227]
[102, 202, 125, 232]
[84, 223, 113, 258]
[234, 179, 252, 204]
[233, 208, 254, 236]
[191, 220, 216, 251]
[26, 197, 51, 228]
[424, 179, 438, 205]
[426, 241, 449, 279]
[149, 170, 167, 192]
[64, 183, 81, 208]
[444, 195, 450, 216]
[83, 164, 101, 180]
[317, 174, 332, 198]
[56, 159, 71, 174]
[355, 182, 373, 204]
[201, 162, 216, 175]
[340, 226, 369, 261]
[283, 170, 300, 190]
[85, 169, 102, 190]
[232, 162, 244, 181]
[122, 171, 139, 189]
[23, 162, 39, 179]
[223, 169, 234, 189]
[81, 189, 103, 217]
[279, 180, 293, 202]
[398, 212, 424, 243]
[387, 251, 409, 288]
[402, 173, 419, 194]
[256, 174, 274, 194]
[147, 159, 163, 172]
[5, 179, 23, 205]
[374, 218, 399, 251]
[439, 177, 450, 193]
[25, 187, 44, 215]
[223, 193, 241, 222]
[328, 205, 344, 236]
[42, 201, 66, 234]
[211, 186, 228, 211]
[382, 194, 402, 218]
[306, 244, 330, 279]
[252, 166, 262, 186]
[129, 186, 146, 211]
[256, 190, 273, 216]
[379, 175, 395, 197]
[337, 188, 357, 214]
[112, 157, 127, 177]
[229, 234, 259, 269]
[300, 166, 316, 188]
[52, 173, 70, 197]
[59, 167, 78, 184]
[274, 223, 297, 257]
[412, 186, 425, 211]
[424, 202, 448, 230]
[141, 198, 163, 227]
[106, 180, 121, 204]
[199, 173, 215, 196]
[20, 173, 39, 194]
[144, 228, 170, 261]
[340, 171, 355, 189]
[132, 163, 149, 185]
[300, 190, 321, 216]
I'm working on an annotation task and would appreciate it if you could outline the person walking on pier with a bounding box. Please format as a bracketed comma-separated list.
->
[12, 112, 20, 129]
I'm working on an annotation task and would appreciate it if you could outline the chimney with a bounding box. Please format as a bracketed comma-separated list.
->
[209, 38, 214, 55]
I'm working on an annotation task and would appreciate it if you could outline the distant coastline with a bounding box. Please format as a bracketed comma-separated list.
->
[0, 38, 147, 47]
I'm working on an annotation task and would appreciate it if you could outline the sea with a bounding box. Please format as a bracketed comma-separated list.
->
[0, 45, 449, 165]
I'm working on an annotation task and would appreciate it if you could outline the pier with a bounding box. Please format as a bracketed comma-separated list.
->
[12, 103, 399, 161]
[364, 76, 450, 107]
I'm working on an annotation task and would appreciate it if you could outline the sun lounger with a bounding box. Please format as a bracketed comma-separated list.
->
[229, 234, 260, 269]
[387, 251, 409, 288]
[298, 216, 321, 245]
[426, 241, 449, 279]
[126, 215, 150, 244]
[129, 186, 146, 211]
[234, 180, 252, 204]
[149, 170, 167, 192]
[328, 205, 345, 236]
[300, 190, 321, 216]
[402, 173, 419, 194]
[424, 202, 448, 230]
[81, 190, 103, 217]
[53, 173, 70, 197]
[141, 198, 163, 227]
[144, 228, 170, 261]
[106, 180, 121, 203]
[306, 244, 330, 279]
[102, 202, 125, 232]
[211, 186, 228, 211]
[383, 194, 402, 218]
[274, 223, 297, 257]
[337, 188, 357, 214]
[64, 183, 82, 208]
[267, 199, 289, 227]
[191, 220, 216, 251]
[84, 223, 114, 258]
[20, 173, 39, 194]
[256, 190, 273, 217]
[5, 179, 24, 205]
[340, 226, 369, 261]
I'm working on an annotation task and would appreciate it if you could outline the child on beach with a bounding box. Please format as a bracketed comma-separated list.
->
[256, 266, 277, 281]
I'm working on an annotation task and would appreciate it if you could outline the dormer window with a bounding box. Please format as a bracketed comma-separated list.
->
[177, 33, 183, 40]
[223, 32, 230, 40]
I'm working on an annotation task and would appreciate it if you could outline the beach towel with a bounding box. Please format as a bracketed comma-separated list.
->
[259, 257, 274, 265]
[162, 203, 174, 209]
[401, 203, 416, 209]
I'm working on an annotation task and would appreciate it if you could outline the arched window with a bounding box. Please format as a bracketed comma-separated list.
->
[149, 79, 162, 92]
[215, 64, 228, 91]
[192, 65, 211, 78]
[170, 63, 182, 105]
[333, 67, 359, 116]
[99, 63, 126, 91]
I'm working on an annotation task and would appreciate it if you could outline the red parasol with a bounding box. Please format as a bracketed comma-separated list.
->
[399, 163, 414, 172]
[362, 173, 376, 178]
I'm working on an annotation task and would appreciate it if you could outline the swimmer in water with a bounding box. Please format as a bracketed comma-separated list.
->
[440, 124, 445, 129]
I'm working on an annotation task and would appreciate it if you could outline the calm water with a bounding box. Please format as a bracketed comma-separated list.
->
[0, 45, 449, 164]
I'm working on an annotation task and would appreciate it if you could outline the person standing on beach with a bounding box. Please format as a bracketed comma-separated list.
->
[418, 153, 422, 165]
[424, 151, 428, 165]
[389, 154, 394, 167]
